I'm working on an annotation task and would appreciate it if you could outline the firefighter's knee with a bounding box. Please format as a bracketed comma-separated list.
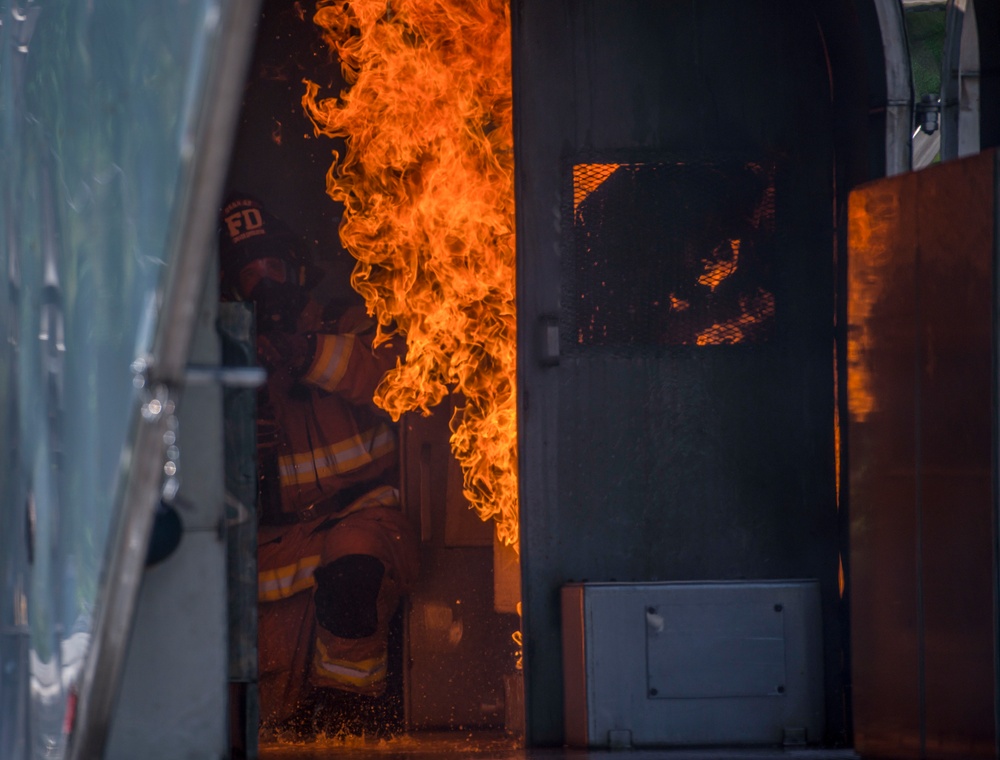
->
[313, 554, 385, 639]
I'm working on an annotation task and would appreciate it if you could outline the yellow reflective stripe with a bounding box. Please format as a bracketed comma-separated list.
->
[258, 555, 321, 602]
[277, 424, 395, 485]
[278, 424, 395, 471]
[313, 640, 387, 689]
[347, 485, 398, 511]
[304, 334, 355, 391]
[305, 485, 398, 521]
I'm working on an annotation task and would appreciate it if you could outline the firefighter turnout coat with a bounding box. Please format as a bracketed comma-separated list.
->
[255, 302, 419, 723]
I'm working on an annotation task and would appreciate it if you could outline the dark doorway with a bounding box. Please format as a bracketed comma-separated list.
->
[222, 0, 523, 751]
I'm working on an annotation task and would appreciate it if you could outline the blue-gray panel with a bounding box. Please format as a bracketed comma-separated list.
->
[646, 600, 786, 699]
[562, 581, 823, 747]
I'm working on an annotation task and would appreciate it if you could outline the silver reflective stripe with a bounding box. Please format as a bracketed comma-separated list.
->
[277, 423, 395, 483]
[317, 657, 386, 681]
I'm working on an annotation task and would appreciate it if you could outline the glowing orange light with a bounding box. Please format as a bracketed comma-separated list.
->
[846, 190, 898, 423]
[573, 163, 621, 211]
[695, 288, 775, 345]
[698, 239, 740, 291]
[302, 0, 518, 549]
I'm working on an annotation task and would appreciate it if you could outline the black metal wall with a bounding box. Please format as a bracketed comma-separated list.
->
[513, 0, 875, 746]
[976, 1, 1000, 150]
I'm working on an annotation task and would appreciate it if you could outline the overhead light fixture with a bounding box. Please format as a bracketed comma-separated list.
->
[916, 93, 942, 135]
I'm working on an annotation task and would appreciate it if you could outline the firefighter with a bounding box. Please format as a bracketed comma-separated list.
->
[219, 195, 420, 735]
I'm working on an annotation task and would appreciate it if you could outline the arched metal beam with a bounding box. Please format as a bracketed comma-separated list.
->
[872, 0, 915, 175]
[941, 0, 981, 160]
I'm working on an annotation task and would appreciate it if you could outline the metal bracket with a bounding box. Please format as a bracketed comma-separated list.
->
[538, 314, 560, 367]
[915, 94, 942, 135]
[184, 364, 266, 388]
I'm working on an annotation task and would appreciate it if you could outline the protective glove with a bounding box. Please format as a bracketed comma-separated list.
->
[257, 332, 314, 376]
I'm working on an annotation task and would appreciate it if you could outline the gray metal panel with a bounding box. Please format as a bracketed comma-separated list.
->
[562, 581, 824, 748]
[646, 599, 786, 699]
[104, 265, 229, 759]
[104, 531, 227, 760]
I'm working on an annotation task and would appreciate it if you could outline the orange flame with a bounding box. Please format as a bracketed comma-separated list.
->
[302, 0, 518, 548]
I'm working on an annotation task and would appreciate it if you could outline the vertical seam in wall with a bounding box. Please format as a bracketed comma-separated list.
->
[913, 184, 927, 759]
[992, 150, 1000, 759]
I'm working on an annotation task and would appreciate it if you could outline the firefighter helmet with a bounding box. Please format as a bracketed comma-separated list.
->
[218, 194, 320, 301]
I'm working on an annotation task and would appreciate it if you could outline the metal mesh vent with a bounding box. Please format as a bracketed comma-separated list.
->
[565, 160, 777, 349]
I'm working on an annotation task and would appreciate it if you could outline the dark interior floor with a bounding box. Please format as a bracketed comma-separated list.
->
[259, 731, 860, 760]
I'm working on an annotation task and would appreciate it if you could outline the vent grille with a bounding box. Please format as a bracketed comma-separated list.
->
[565, 160, 777, 350]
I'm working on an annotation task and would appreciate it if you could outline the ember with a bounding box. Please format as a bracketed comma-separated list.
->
[302, 0, 518, 548]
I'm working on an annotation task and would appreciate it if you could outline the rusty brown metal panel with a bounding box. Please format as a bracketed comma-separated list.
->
[848, 150, 998, 759]
[917, 154, 996, 760]
[848, 171, 923, 759]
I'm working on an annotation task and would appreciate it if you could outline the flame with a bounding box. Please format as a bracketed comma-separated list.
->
[838, 553, 845, 598]
[302, 0, 518, 548]
[512, 624, 523, 670]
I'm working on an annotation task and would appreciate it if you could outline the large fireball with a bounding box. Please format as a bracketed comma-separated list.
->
[302, 0, 518, 549]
